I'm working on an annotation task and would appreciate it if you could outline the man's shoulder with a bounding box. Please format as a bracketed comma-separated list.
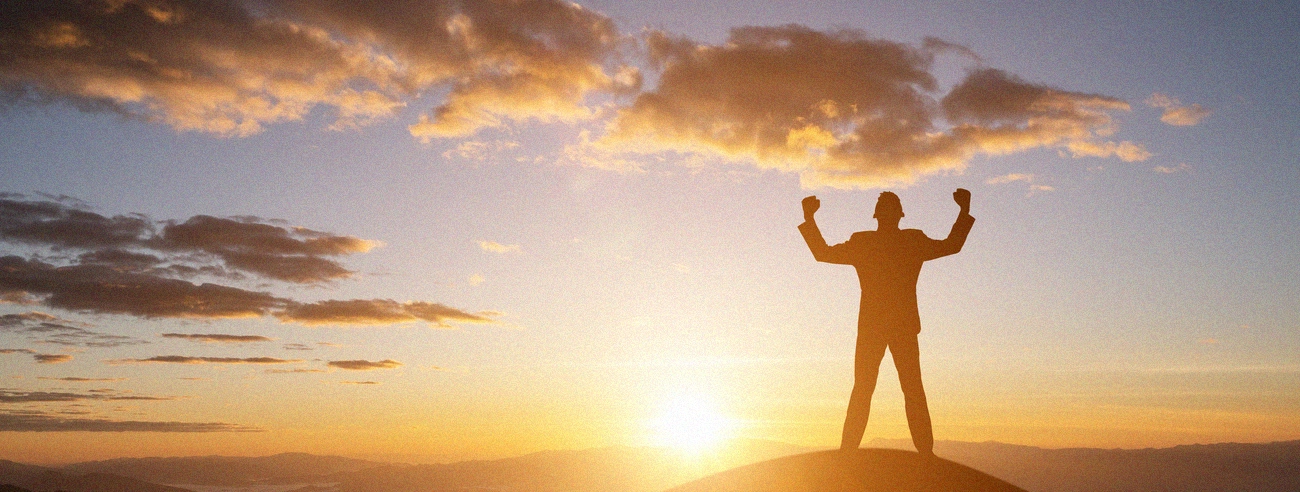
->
[849, 231, 873, 241]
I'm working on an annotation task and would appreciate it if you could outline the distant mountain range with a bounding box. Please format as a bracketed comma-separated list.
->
[3, 439, 1299, 492]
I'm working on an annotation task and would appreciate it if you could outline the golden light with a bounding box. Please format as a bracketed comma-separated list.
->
[649, 394, 733, 454]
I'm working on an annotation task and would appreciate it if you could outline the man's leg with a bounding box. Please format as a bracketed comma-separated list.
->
[842, 333, 888, 450]
[890, 334, 933, 455]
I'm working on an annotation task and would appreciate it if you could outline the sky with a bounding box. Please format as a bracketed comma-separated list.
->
[1, 0, 1299, 465]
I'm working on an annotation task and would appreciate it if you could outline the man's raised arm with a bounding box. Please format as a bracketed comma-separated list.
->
[798, 196, 854, 264]
[923, 188, 976, 261]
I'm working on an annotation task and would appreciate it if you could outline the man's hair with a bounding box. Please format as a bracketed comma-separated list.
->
[874, 191, 904, 219]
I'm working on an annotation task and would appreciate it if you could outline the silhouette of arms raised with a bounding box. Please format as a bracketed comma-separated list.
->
[798, 195, 856, 264]
[919, 189, 975, 261]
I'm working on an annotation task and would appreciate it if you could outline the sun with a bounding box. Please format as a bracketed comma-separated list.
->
[649, 394, 733, 454]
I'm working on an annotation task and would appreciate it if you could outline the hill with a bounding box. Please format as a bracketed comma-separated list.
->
[668, 448, 1025, 491]
[62, 452, 383, 486]
[0, 459, 192, 492]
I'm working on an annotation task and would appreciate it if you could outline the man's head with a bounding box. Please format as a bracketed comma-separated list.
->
[874, 192, 904, 220]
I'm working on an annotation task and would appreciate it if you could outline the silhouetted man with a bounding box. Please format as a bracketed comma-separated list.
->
[799, 189, 974, 454]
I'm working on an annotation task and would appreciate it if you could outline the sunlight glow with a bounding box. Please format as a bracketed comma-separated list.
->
[649, 395, 733, 454]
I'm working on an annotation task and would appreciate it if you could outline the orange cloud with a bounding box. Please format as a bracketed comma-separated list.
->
[601, 27, 1147, 188]
[108, 356, 303, 364]
[327, 359, 402, 370]
[0, 0, 634, 138]
[1146, 93, 1211, 126]
[276, 299, 496, 327]
[478, 240, 520, 254]
[160, 333, 274, 343]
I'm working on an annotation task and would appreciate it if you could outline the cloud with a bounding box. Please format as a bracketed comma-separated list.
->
[161, 333, 274, 343]
[276, 299, 496, 326]
[327, 359, 401, 370]
[442, 140, 520, 161]
[986, 173, 1054, 194]
[338, 380, 380, 385]
[157, 215, 379, 283]
[264, 368, 328, 374]
[1146, 93, 1211, 126]
[478, 240, 520, 254]
[0, 411, 260, 432]
[1, 311, 148, 347]
[0, 388, 178, 403]
[601, 27, 1147, 188]
[1, 196, 377, 284]
[0, 196, 497, 327]
[281, 343, 312, 351]
[0, 348, 73, 364]
[0, 0, 634, 138]
[467, 274, 485, 286]
[1153, 162, 1191, 174]
[108, 356, 303, 364]
[985, 173, 1035, 185]
[37, 377, 127, 382]
[34, 353, 72, 364]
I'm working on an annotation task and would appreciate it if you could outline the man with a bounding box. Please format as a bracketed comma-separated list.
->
[799, 189, 974, 454]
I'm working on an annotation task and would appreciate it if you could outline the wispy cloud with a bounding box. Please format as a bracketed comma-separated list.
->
[265, 368, 329, 374]
[327, 359, 402, 371]
[37, 377, 127, 382]
[1, 311, 145, 347]
[161, 333, 274, 343]
[338, 380, 380, 385]
[1146, 93, 1211, 126]
[33, 354, 72, 364]
[985, 173, 1055, 194]
[1153, 163, 1191, 174]
[0, 411, 260, 432]
[0, 196, 498, 327]
[108, 356, 303, 365]
[276, 300, 497, 327]
[0, 388, 179, 403]
[1, 348, 73, 364]
[478, 240, 521, 254]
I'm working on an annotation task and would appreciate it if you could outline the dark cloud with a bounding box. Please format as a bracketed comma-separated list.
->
[108, 356, 303, 364]
[0, 347, 73, 364]
[37, 377, 127, 382]
[0, 196, 498, 327]
[338, 380, 380, 385]
[0, 388, 178, 402]
[160, 333, 274, 343]
[0, 196, 151, 249]
[0, 411, 261, 432]
[0, 255, 285, 318]
[0, 0, 635, 138]
[156, 215, 377, 283]
[0, 196, 375, 283]
[277, 299, 496, 326]
[327, 359, 401, 370]
[33, 353, 72, 364]
[1, 311, 148, 347]
[600, 26, 1148, 188]
[281, 343, 312, 350]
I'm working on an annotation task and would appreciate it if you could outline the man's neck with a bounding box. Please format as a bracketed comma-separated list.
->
[876, 221, 901, 232]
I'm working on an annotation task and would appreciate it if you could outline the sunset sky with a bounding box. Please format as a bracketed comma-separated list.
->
[2, 0, 1298, 465]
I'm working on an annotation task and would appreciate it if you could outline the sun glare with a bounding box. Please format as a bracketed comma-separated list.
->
[649, 395, 733, 454]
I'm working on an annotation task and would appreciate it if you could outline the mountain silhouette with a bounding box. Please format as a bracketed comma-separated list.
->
[0, 459, 192, 492]
[62, 452, 382, 486]
[667, 448, 1024, 491]
[8, 439, 1300, 491]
